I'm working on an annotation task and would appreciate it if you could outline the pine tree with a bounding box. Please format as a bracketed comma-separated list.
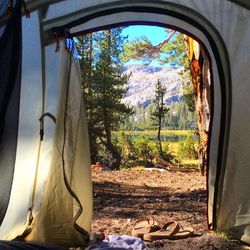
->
[76, 34, 100, 163]
[151, 79, 168, 155]
[78, 28, 132, 170]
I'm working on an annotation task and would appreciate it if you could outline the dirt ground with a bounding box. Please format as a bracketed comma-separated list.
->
[91, 166, 247, 249]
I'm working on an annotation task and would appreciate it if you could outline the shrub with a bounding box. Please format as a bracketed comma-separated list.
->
[133, 135, 154, 167]
[161, 143, 174, 162]
[115, 133, 173, 168]
[117, 133, 136, 168]
[177, 133, 198, 160]
[96, 146, 114, 167]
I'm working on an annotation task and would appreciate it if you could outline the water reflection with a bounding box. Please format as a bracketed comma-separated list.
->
[113, 133, 199, 142]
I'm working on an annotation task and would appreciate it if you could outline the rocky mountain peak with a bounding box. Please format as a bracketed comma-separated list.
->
[122, 64, 185, 107]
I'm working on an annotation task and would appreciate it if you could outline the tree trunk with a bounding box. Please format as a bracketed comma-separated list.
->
[184, 36, 211, 176]
[103, 110, 121, 170]
[158, 116, 163, 155]
[101, 30, 121, 170]
[89, 138, 98, 164]
[88, 34, 98, 163]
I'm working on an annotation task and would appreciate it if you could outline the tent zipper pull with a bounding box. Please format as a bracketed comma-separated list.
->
[21, 0, 30, 18]
[54, 32, 60, 52]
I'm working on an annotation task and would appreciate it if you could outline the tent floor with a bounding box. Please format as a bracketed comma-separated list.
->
[0, 240, 66, 250]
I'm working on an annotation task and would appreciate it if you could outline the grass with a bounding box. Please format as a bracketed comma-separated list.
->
[164, 142, 199, 166]
[181, 159, 199, 167]
[115, 129, 192, 136]
[164, 141, 179, 153]
[216, 230, 234, 240]
[131, 166, 145, 171]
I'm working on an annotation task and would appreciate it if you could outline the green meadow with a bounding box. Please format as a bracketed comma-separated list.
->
[114, 130, 199, 167]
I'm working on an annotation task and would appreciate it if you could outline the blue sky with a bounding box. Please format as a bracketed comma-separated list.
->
[122, 25, 168, 66]
[122, 25, 167, 45]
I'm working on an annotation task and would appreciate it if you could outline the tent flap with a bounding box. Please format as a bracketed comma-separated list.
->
[0, 0, 22, 226]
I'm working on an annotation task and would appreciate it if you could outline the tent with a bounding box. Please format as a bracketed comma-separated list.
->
[0, 0, 250, 248]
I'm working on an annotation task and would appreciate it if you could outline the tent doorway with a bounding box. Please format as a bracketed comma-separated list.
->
[62, 4, 231, 234]
[76, 24, 209, 238]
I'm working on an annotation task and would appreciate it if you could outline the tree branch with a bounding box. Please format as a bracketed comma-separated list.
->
[149, 30, 176, 56]
[156, 30, 176, 50]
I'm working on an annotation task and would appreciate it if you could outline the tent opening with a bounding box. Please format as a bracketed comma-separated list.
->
[75, 24, 211, 237]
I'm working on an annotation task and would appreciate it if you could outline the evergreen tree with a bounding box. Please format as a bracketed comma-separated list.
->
[78, 28, 132, 169]
[76, 34, 100, 163]
[151, 79, 168, 155]
[94, 29, 132, 169]
[183, 82, 195, 113]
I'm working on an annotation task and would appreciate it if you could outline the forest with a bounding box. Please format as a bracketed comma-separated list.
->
[121, 102, 196, 131]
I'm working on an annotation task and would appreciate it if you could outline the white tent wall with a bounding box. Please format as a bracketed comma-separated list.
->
[0, 8, 92, 246]
[0, 0, 22, 229]
[25, 41, 92, 246]
[0, 11, 43, 239]
[217, 6, 250, 241]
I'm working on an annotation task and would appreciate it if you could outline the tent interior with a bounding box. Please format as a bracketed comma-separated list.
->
[0, 0, 250, 249]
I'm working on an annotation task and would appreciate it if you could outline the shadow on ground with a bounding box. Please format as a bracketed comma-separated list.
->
[93, 179, 206, 232]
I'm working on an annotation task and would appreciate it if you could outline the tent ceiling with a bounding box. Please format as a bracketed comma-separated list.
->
[25, 0, 250, 15]
[228, 0, 250, 9]
[1, 1, 249, 29]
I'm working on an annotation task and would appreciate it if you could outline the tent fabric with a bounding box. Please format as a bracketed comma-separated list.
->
[25, 41, 92, 247]
[0, 14, 92, 247]
[0, 240, 66, 250]
[0, 0, 22, 226]
[228, 0, 250, 9]
[0, 0, 249, 247]
[0, 1, 9, 37]
[0, 10, 44, 240]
